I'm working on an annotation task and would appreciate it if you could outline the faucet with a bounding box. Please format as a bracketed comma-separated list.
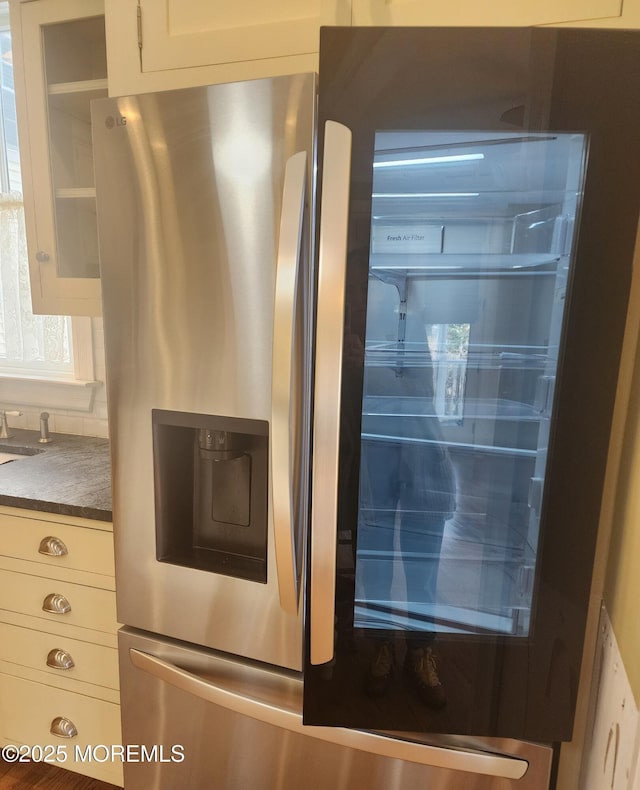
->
[39, 411, 52, 444]
[0, 410, 22, 440]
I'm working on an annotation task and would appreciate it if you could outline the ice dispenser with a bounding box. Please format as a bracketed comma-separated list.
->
[152, 410, 269, 583]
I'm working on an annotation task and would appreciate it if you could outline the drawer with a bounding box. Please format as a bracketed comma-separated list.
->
[0, 621, 119, 691]
[0, 512, 114, 577]
[0, 673, 123, 786]
[0, 569, 117, 634]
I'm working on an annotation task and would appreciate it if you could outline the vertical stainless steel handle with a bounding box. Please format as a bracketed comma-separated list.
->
[310, 121, 352, 665]
[272, 150, 307, 616]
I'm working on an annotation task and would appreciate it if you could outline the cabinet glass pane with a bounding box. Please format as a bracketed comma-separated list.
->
[42, 17, 107, 85]
[48, 88, 107, 188]
[354, 131, 587, 638]
[42, 17, 106, 281]
[54, 197, 99, 278]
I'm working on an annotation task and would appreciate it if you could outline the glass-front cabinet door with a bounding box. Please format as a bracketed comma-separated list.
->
[306, 27, 640, 741]
[11, 0, 106, 316]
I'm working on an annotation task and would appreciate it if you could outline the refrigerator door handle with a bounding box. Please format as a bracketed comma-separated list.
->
[129, 648, 528, 780]
[272, 150, 307, 615]
[310, 121, 352, 665]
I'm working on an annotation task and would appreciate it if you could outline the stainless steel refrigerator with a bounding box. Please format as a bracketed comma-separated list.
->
[92, 26, 640, 790]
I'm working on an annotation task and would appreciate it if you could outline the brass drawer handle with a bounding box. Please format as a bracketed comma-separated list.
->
[42, 593, 71, 614]
[38, 536, 68, 557]
[50, 717, 78, 739]
[46, 648, 75, 670]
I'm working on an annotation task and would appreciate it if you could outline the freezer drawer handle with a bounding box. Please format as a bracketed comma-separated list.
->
[42, 593, 71, 614]
[129, 648, 528, 780]
[271, 149, 308, 615]
[310, 120, 352, 665]
[38, 536, 68, 557]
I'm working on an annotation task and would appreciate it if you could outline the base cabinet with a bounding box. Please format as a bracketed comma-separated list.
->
[0, 507, 122, 787]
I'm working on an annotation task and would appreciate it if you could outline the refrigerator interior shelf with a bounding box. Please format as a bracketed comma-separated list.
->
[361, 432, 538, 458]
[369, 252, 562, 275]
[362, 397, 544, 422]
[354, 600, 521, 636]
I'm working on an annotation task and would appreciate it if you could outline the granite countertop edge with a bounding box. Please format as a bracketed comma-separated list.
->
[0, 428, 112, 523]
[0, 494, 113, 523]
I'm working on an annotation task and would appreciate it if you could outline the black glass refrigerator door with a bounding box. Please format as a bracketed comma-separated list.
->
[306, 27, 640, 741]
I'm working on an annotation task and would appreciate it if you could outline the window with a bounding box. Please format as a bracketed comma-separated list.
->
[0, 9, 82, 385]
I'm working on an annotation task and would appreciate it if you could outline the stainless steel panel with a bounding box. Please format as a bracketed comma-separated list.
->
[92, 75, 316, 670]
[120, 628, 554, 790]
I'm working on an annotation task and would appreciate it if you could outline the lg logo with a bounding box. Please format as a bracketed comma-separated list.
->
[105, 115, 127, 129]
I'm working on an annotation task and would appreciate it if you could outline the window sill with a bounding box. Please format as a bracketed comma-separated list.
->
[0, 374, 100, 412]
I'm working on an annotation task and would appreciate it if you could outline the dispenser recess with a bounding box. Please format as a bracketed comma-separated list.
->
[152, 410, 268, 583]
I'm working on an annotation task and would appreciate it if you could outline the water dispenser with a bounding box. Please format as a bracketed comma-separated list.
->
[152, 409, 269, 583]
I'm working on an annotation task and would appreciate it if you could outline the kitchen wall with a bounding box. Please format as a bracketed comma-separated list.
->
[604, 322, 640, 707]
[564, 219, 640, 789]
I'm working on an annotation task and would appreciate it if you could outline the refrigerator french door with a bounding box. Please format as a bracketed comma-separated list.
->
[92, 73, 316, 673]
[306, 26, 640, 742]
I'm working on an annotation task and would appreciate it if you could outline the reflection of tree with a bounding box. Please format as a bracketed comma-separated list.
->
[427, 323, 469, 420]
[446, 323, 470, 357]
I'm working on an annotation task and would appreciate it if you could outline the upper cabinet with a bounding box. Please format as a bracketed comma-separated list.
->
[10, 0, 106, 316]
[105, 0, 631, 99]
[106, 0, 351, 97]
[351, 0, 623, 25]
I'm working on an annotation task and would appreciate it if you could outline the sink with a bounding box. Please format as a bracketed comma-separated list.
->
[0, 452, 31, 464]
[0, 446, 44, 465]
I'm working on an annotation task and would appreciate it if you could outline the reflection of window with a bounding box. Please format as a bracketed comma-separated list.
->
[427, 323, 469, 422]
[0, 14, 73, 380]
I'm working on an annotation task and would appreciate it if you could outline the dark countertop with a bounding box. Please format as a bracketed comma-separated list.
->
[0, 428, 112, 522]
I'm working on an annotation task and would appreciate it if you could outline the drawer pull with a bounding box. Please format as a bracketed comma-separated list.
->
[50, 717, 78, 739]
[42, 593, 71, 614]
[38, 536, 68, 557]
[46, 648, 75, 670]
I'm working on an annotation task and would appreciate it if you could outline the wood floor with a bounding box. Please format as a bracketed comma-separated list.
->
[0, 759, 118, 789]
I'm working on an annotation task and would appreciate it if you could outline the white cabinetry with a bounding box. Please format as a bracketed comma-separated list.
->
[0, 507, 122, 787]
[105, 0, 631, 98]
[106, 0, 350, 96]
[351, 0, 623, 25]
[9, 0, 106, 316]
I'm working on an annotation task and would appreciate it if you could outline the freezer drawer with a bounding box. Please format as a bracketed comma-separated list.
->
[119, 628, 553, 789]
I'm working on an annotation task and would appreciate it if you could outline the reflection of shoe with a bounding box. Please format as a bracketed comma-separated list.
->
[403, 647, 446, 709]
[364, 641, 394, 698]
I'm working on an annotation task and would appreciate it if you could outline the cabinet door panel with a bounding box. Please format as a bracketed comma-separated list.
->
[139, 0, 349, 72]
[0, 569, 117, 634]
[0, 674, 123, 786]
[0, 512, 114, 577]
[12, 0, 104, 316]
[0, 621, 119, 691]
[352, 0, 622, 26]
